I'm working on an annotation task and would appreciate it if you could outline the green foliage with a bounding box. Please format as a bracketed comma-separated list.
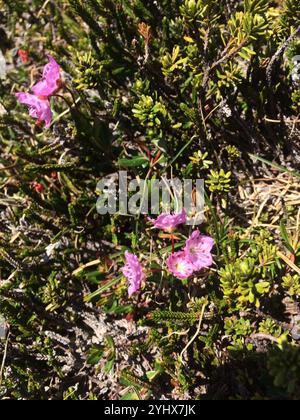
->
[268, 341, 300, 394]
[149, 310, 201, 325]
[219, 257, 271, 309]
[218, 230, 279, 310]
[225, 145, 241, 162]
[259, 319, 282, 338]
[281, 0, 300, 31]
[1, 0, 300, 401]
[206, 169, 232, 194]
[224, 317, 253, 351]
[39, 272, 68, 312]
[132, 95, 169, 128]
[180, 0, 209, 22]
[189, 151, 213, 169]
[282, 273, 300, 297]
[73, 51, 104, 91]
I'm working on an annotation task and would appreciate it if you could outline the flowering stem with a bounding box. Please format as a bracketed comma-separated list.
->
[53, 94, 72, 109]
[63, 84, 78, 108]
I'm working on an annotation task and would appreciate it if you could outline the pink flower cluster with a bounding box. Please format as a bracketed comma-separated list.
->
[16, 55, 61, 128]
[121, 211, 214, 297]
[166, 230, 214, 279]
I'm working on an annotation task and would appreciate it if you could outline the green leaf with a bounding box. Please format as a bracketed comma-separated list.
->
[249, 154, 300, 180]
[104, 358, 115, 374]
[118, 156, 149, 168]
[87, 345, 104, 365]
[280, 221, 295, 254]
[255, 281, 270, 294]
[84, 275, 122, 302]
[248, 290, 255, 303]
[121, 391, 140, 400]
[146, 370, 160, 381]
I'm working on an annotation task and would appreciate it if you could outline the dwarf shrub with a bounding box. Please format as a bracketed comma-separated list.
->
[0, 0, 300, 400]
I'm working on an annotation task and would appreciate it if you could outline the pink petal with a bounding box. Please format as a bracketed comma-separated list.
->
[32, 80, 55, 97]
[186, 231, 214, 253]
[43, 55, 60, 80]
[166, 251, 194, 280]
[16, 92, 52, 127]
[16, 92, 37, 107]
[190, 252, 213, 271]
[148, 209, 187, 230]
[32, 55, 61, 97]
[184, 230, 214, 271]
[121, 251, 144, 297]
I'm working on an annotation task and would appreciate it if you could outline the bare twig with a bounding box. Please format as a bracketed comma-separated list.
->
[179, 301, 207, 363]
[278, 251, 300, 276]
[202, 39, 248, 88]
[264, 117, 300, 124]
[266, 25, 300, 87]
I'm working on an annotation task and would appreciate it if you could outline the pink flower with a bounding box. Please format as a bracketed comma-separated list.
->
[166, 251, 194, 280]
[32, 55, 61, 98]
[15, 93, 52, 127]
[15, 55, 61, 127]
[148, 209, 187, 232]
[122, 251, 144, 297]
[184, 230, 214, 271]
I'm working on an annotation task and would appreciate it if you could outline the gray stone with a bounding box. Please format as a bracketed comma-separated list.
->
[291, 315, 300, 341]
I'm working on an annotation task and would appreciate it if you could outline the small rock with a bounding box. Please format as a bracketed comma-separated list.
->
[291, 315, 300, 341]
